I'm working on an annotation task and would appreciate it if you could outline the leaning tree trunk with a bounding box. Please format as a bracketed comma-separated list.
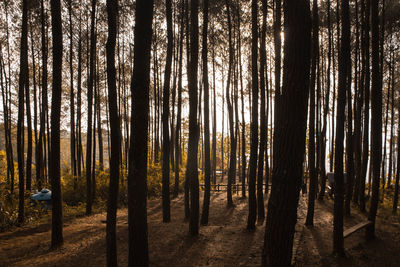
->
[262, 1, 311, 265]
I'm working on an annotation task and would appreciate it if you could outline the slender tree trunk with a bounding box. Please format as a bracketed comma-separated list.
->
[393, 101, 400, 214]
[184, 0, 190, 220]
[200, 0, 211, 225]
[3, 2, 15, 193]
[162, 0, 173, 223]
[173, 0, 184, 198]
[86, 0, 96, 215]
[257, 0, 268, 222]
[25, 39, 32, 192]
[77, 3, 83, 177]
[360, 0, 370, 212]
[387, 50, 394, 187]
[127, 0, 153, 266]
[381, 69, 390, 202]
[186, 0, 200, 236]
[247, 0, 259, 230]
[225, 0, 235, 207]
[353, 0, 363, 204]
[237, 10, 246, 198]
[318, 0, 332, 200]
[305, 0, 318, 226]
[69, 0, 76, 177]
[30, 19, 39, 190]
[212, 23, 217, 186]
[17, 0, 29, 225]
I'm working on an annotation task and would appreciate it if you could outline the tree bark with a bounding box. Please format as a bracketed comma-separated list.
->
[17, 0, 29, 225]
[162, 0, 173, 223]
[105, 0, 120, 264]
[366, 0, 381, 240]
[50, 0, 64, 248]
[262, 1, 311, 265]
[305, 0, 318, 226]
[186, 0, 200, 236]
[247, 0, 259, 230]
[86, 0, 96, 215]
[128, 0, 153, 266]
[200, 0, 211, 225]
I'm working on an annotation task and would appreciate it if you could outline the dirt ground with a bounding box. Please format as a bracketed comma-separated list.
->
[0, 192, 399, 266]
[295, 197, 400, 267]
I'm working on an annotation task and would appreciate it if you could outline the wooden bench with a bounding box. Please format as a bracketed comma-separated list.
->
[199, 183, 269, 192]
[343, 220, 373, 238]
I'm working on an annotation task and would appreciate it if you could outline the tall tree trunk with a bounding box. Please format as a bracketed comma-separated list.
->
[366, 0, 382, 240]
[360, 0, 370, 212]
[272, 0, 282, 174]
[212, 23, 217, 186]
[262, 0, 311, 264]
[162, 0, 173, 223]
[127, 0, 153, 265]
[318, 0, 332, 200]
[200, 0, 211, 225]
[69, 0, 76, 177]
[77, 2, 83, 177]
[225, 0, 235, 207]
[257, 0, 268, 222]
[25, 38, 32, 192]
[305, 0, 318, 226]
[30, 18, 38, 190]
[387, 50, 394, 187]
[17, 0, 29, 225]
[247, 0, 259, 230]
[37, 0, 47, 191]
[86, 0, 96, 215]
[186, 0, 200, 236]
[333, 0, 350, 255]
[50, 0, 64, 248]
[3, 1, 15, 193]
[184, 0, 190, 220]
[173, 0, 184, 198]
[381, 68, 390, 202]
[393, 99, 400, 214]
[105, 0, 120, 263]
[353, 0, 363, 204]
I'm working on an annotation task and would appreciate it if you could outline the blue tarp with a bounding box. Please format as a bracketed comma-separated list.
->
[31, 189, 52, 201]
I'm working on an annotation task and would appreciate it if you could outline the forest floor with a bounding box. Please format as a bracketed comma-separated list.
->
[0, 191, 399, 266]
[296, 196, 400, 267]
